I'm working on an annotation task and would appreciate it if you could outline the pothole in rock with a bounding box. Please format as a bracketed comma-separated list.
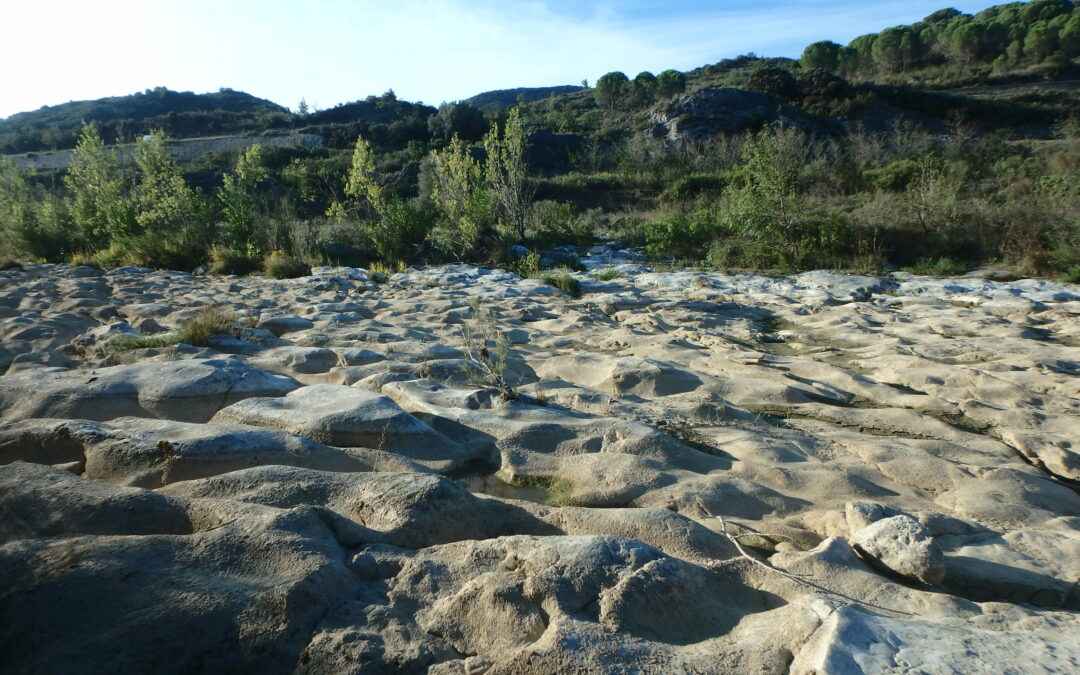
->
[453, 472, 558, 506]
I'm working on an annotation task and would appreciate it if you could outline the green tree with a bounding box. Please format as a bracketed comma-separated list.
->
[1, 157, 80, 261]
[429, 136, 494, 257]
[872, 26, 923, 72]
[484, 108, 533, 242]
[344, 134, 381, 209]
[64, 123, 134, 245]
[0, 157, 33, 237]
[428, 102, 488, 142]
[847, 34, 878, 75]
[801, 41, 841, 72]
[633, 71, 658, 105]
[133, 131, 199, 237]
[595, 71, 631, 110]
[656, 69, 687, 98]
[948, 20, 986, 64]
[1061, 14, 1080, 58]
[924, 8, 962, 24]
[1023, 0, 1074, 24]
[217, 145, 268, 254]
[720, 124, 811, 264]
[1024, 21, 1059, 62]
[343, 135, 429, 260]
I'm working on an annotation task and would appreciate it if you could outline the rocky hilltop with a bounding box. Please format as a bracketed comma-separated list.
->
[2, 252, 1080, 673]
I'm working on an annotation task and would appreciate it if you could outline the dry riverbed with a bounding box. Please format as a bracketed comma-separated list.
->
[1, 254, 1079, 673]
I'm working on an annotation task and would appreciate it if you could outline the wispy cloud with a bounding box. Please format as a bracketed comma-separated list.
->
[1, 0, 998, 118]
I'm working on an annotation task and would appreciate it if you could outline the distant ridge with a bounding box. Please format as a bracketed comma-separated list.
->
[464, 85, 585, 112]
[0, 88, 290, 154]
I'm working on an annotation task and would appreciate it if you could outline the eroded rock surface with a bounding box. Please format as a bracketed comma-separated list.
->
[1, 259, 1078, 672]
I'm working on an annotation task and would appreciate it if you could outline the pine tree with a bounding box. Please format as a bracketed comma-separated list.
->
[217, 145, 268, 254]
[133, 131, 198, 237]
[65, 123, 134, 245]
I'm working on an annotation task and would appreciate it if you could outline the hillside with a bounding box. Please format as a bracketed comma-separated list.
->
[0, 87, 291, 154]
[464, 85, 585, 112]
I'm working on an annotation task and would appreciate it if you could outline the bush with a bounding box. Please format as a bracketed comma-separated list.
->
[460, 302, 515, 400]
[0, 257, 21, 271]
[644, 208, 720, 257]
[208, 247, 261, 275]
[263, 251, 310, 278]
[526, 200, 594, 248]
[1060, 265, 1080, 283]
[661, 174, 725, 202]
[796, 69, 853, 101]
[904, 257, 967, 276]
[68, 251, 102, 269]
[744, 65, 799, 98]
[863, 159, 921, 191]
[533, 269, 581, 297]
[546, 251, 586, 272]
[10, 207, 84, 262]
[107, 233, 206, 271]
[509, 251, 543, 277]
[368, 259, 406, 282]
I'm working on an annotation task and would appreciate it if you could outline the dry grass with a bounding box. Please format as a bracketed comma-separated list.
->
[263, 251, 310, 279]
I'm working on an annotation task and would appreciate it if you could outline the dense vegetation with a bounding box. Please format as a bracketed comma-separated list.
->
[1, 1, 1079, 280]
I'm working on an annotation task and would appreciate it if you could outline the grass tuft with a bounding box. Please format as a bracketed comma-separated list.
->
[591, 267, 622, 281]
[208, 247, 260, 275]
[368, 259, 406, 283]
[263, 251, 310, 279]
[531, 268, 581, 297]
[507, 475, 579, 507]
[111, 306, 237, 351]
[904, 257, 968, 277]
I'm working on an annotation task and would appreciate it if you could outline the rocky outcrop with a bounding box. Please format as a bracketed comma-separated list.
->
[648, 86, 817, 142]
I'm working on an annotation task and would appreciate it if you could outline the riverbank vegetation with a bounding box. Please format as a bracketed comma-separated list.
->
[1, 2, 1078, 279]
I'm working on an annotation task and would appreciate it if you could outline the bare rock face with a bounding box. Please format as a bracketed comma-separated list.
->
[790, 603, 1080, 674]
[851, 515, 947, 585]
[648, 87, 809, 142]
[0, 417, 408, 487]
[2, 260, 1080, 671]
[0, 358, 300, 423]
[210, 384, 472, 465]
[0, 462, 363, 674]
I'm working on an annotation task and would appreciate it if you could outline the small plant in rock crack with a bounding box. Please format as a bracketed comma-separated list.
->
[460, 301, 516, 400]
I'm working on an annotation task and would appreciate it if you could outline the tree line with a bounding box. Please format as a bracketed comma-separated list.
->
[0, 110, 538, 276]
[802, 0, 1080, 78]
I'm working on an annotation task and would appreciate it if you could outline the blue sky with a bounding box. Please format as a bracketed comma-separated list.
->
[1, 0, 1001, 119]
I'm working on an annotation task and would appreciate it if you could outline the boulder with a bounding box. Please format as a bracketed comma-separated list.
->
[851, 515, 947, 585]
